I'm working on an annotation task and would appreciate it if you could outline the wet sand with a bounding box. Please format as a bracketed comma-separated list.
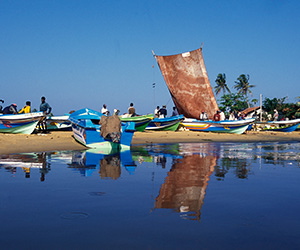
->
[0, 130, 299, 154]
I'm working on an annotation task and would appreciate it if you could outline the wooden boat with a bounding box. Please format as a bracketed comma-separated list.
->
[119, 114, 153, 132]
[46, 115, 72, 130]
[68, 108, 135, 150]
[259, 119, 300, 132]
[146, 115, 184, 131]
[0, 112, 44, 134]
[181, 118, 255, 134]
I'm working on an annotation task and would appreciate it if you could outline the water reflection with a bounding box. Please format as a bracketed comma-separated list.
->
[0, 142, 299, 223]
[155, 152, 216, 221]
[68, 150, 136, 178]
[0, 152, 50, 181]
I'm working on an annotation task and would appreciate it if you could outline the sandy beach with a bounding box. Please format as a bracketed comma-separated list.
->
[0, 130, 299, 154]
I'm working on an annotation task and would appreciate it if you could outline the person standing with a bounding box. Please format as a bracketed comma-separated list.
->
[128, 103, 136, 116]
[101, 104, 109, 115]
[19, 101, 31, 114]
[159, 105, 167, 118]
[154, 106, 160, 118]
[273, 109, 279, 121]
[172, 107, 178, 116]
[213, 110, 221, 121]
[220, 109, 225, 121]
[199, 110, 208, 120]
[38, 96, 52, 131]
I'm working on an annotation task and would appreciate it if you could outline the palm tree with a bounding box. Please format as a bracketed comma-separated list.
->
[234, 74, 255, 107]
[251, 98, 258, 106]
[214, 73, 231, 96]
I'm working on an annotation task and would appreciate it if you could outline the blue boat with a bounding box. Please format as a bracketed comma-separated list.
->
[145, 115, 184, 131]
[0, 112, 44, 134]
[261, 118, 300, 132]
[181, 118, 255, 134]
[68, 108, 135, 150]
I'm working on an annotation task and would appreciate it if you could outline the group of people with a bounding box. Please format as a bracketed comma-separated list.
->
[0, 97, 51, 115]
[101, 103, 136, 117]
[154, 105, 179, 118]
[201, 109, 246, 122]
[101, 103, 180, 119]
[0, 97, 52, 131]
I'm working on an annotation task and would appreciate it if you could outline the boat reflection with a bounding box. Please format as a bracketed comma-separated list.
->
[0, 152, 50, 181]
[68, 149, 136, 178]
[154, 144, 217, 221]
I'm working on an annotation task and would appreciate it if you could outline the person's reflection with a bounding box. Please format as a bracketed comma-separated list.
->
[155, 153, 216, 221]
[154, 155, 167, 168]
[99, 155, 121, 180]
[38, 152, 51, 182]
[21, 167, 31, 178]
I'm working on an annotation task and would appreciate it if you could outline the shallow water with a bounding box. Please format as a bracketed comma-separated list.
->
[0, 142, 300, 249]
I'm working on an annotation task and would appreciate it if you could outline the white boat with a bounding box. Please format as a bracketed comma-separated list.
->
[0, 112, 44, 134]
[46, 115, 72, 130]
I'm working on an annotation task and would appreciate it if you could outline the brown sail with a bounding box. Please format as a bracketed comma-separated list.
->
[154, 46, 219, 119]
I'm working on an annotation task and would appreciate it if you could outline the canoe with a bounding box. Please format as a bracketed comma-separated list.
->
[145, 115, 184, 131]
[120, 114, 153, 132]
[260, 119, 300, 132]
[46, 115, 72, 130]
[181, 118, 255, 134]
[0, 112, 44, 134]
[68, 108, 135, 150]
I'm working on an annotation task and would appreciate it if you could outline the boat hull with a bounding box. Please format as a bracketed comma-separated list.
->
[181, 118, 255, 134]
[120, 115, 153, 132]
[0, 112, 44, 134]
[259, 119, 300, 133]
[146, 115, 184, 131]
[263, 123, 299, 132]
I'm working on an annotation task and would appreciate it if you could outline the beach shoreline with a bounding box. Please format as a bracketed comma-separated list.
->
[0, 130, 299, 154]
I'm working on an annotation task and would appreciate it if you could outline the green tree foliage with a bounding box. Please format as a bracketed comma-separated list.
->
[218, 93, 248, 112]
[263, 96, 299, 119]
[214, 73, 231, 96]
[234, 74, 255, 108]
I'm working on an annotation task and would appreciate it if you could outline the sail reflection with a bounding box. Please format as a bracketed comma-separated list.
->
[68, 149, 136, 178]
[154, 144, 217, 221]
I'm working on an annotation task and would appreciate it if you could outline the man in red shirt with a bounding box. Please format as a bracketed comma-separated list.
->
[213, 110, 221, 121]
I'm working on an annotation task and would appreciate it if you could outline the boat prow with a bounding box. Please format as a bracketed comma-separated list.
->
[0, 112, 44, 134]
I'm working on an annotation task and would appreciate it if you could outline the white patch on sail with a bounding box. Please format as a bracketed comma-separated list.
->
[182, 52, 190, 57]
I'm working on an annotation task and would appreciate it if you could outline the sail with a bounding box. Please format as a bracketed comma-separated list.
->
[154, 47, 219, 119]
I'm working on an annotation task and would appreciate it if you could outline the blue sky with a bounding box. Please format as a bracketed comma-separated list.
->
[1, 0, 299, 115]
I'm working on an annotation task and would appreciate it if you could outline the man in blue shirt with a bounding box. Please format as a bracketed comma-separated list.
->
[38, 96, 52, 132]
[40, 96, 52, 115]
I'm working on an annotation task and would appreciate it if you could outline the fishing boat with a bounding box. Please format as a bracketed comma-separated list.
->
[68, 108, 135, 150]
[260, 119, 300, 132]
[0, 112, 44, 134]
[145, 115, 184, 131]
[46, 115, 72, 130]
[181, 118, 255, 134]
[119, 114, 153, 132]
